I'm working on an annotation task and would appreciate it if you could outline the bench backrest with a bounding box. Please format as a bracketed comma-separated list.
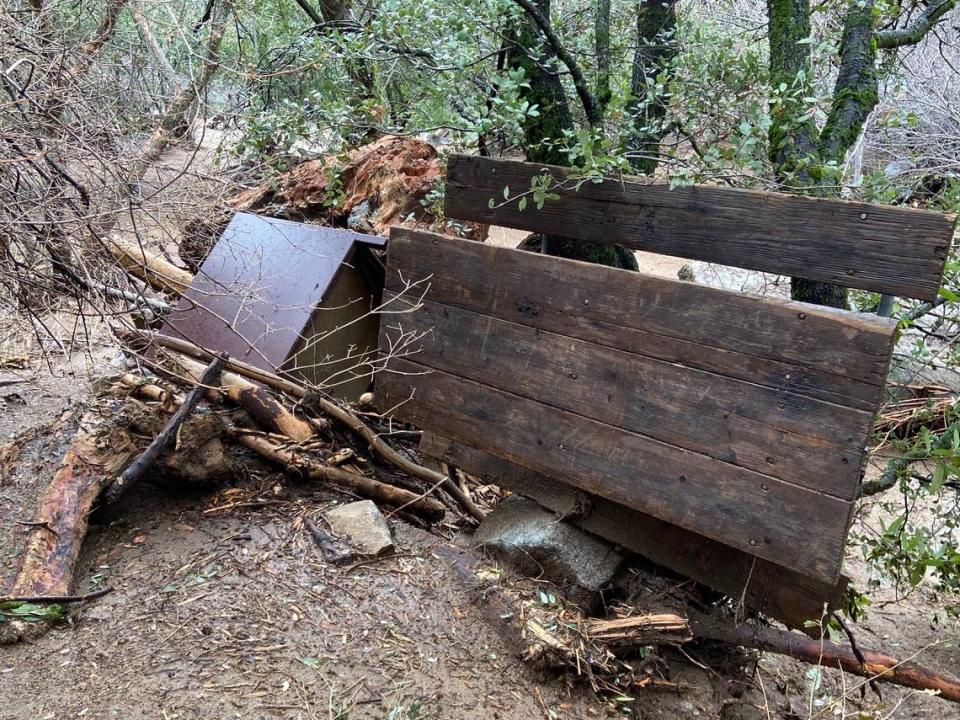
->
[377, 156, 955, 587]
[445, 154, 954, 300]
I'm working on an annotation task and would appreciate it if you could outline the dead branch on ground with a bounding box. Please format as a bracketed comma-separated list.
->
[225, 423, 445, 522]
[125, 329, 485, 521]
[690, 612, 960, 703]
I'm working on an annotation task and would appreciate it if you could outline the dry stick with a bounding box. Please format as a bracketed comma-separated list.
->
[0, 587, 114, 605]
[225, 424, 446, 522]
[303, 517, 353, 565]
[163, 352, 314, 442]
[690, 614, 960, 703]
[105, 235, 195, 296]
[105, 353, 227, 504]
[126, 330, 485, 521]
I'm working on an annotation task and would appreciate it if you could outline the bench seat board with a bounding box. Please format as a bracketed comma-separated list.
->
[419, 431, 849, 630]
[386, 296, 870, 498]
[386, 228, 896, 411]
[378, 230, 898, 583]
[445, 154, 955, 300]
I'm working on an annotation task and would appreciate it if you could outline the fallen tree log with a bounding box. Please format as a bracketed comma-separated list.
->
[690, 614, 960, 703]
[126, 329, 483, 521]
[225, 423, 446, 522]
[163, 352, 314, 442]
[106, 235, 195, 295]
[1, 401, 138, 644]
[105, 353, 226, 503]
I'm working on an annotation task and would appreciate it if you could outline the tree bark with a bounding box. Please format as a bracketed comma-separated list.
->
[506, 0, 636, 270]
[818, 0, 878, 169]
[595, 0, 612, 111]
[1, 404, 138, 644]
[624, 0, 678, 175]
[767, 0, 848, 308]
[507, 0, 575, 167]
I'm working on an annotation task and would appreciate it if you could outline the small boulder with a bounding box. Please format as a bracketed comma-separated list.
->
[325, 500, 393, 556]
[473, 495, 623, 592]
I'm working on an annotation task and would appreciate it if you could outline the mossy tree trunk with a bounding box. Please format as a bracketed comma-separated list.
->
[507, 0, 636, 269]
[624, 0, 678, 175]
[767, 0, 884, 308]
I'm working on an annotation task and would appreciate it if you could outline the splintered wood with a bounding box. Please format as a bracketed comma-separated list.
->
[377, 228, 900, 584]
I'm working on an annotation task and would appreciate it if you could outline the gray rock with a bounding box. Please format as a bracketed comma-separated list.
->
[325, 500, 393, 556]
[473, 495, 623, 591]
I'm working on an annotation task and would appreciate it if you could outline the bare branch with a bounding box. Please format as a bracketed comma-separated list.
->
[876, 0, 958, 49]
[509, 0, 604, 128]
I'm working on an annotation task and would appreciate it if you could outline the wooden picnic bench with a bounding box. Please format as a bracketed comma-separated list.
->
[375, 155, 956, 626]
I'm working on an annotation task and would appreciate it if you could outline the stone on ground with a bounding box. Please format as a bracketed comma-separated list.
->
[325, 500, 393, 556]
[473, 495, 623, 591]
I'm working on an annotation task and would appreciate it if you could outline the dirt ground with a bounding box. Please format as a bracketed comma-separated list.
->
[0, 326, 957, 720]
[1, 143, 958, 719]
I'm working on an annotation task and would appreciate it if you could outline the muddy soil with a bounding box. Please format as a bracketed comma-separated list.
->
[1, 339, 958, 720]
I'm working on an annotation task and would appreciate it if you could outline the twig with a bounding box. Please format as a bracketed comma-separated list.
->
[833, 611, 882, 699]
[125, 330, 486, 521]
[105, 352, 227, 503]
[0, 586, 113, 604]
[304, 516, 353, 565]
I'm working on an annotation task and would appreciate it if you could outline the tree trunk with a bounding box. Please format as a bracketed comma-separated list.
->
[595, 0, 612, 111]
[506, 0, 636, 270]
[767, 0, 848, 308]
[507, 0, 575, 167]
[624, 0, 678, 176]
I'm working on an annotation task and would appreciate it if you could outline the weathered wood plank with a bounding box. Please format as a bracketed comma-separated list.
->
[386, 296, 868, 498]
[444, 155, 955, 300]
[386, 228, 896, 411]
[421, 432, 848, 630]
[377, 358, 852, 582]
